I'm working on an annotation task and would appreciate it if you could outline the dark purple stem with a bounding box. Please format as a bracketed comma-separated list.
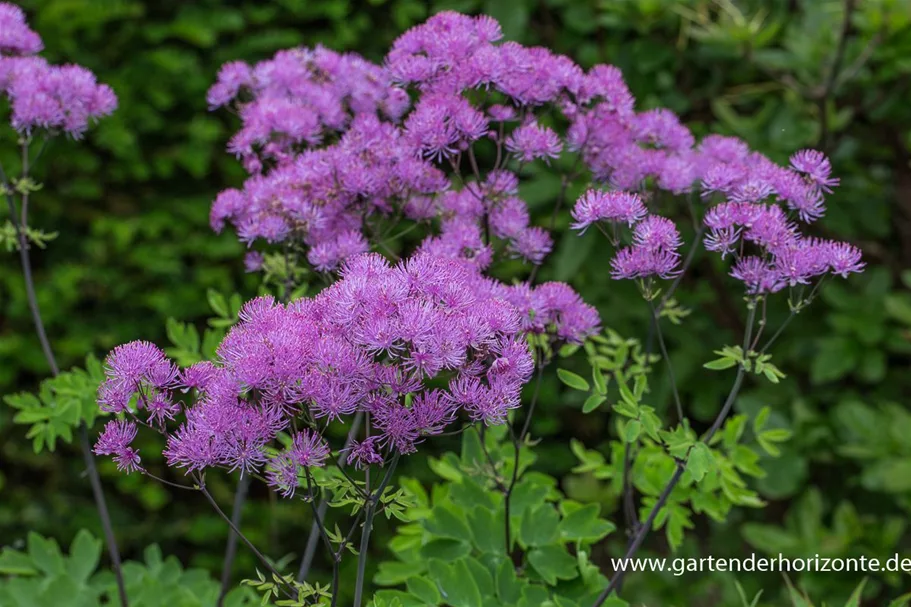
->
[1, 156, 129, 607]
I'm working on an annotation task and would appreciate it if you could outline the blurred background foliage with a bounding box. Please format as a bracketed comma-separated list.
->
[2, 0, 911, 604]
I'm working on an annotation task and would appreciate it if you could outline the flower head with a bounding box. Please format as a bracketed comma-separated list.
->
[94, 420, 141, 473]
[571, 190, 647, 232]
[0, 4, 43, 56]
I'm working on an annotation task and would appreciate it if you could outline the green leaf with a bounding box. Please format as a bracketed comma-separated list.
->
[761, 428, 792, 442]
[784, 576, 815, 607]
[623, 420, 642, 443]
[0, 549, 36, 575]
[519, 504, 559, 547]
[66, 530, 101, 583]
[428, 559, 481, 607]
[618, 381, 638, 407]
[844, 579, 867, 607]
[527, 545, 578, 585]
[207, 288, 230, 318]
[520, 585, 551, 607]
[753, 407, 770, 434]
[687, 443, 714, 483]
[41, 574, 83, 607]
[460, 429, 485, 468]
[376, 561, 426, 586]
[640, 409, 662, 442]
[762, 367, 781, 383]
[888, 592, 911, 607]
[860, 458, 911, 493]
[612, 400, 639, 418]
[559, 504, 615, 543]
[496, 559, 524, 604]
[467, 506, 505, 555]
[582, 394, 606, 414]
[27, 532, 64, 575]
[704, 357, 738, 370]
[508, 478, 550, 521]
[592, 366, 608, 395]
[734, 581, 763, 607]
[420, 539, 471, 561]
[463, 556, 494, 598]
[427, 457, 463, 483]
[406, 576, 441, 605]
[557, 369, 590, 391]
[424, 506, 471, 541]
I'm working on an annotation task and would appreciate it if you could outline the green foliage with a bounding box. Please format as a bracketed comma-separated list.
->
[242, 569, 331, 607]
[373, 427, 618, 607]
[3, 355, 104, 452]
[0, 221, 58, 252]
[0, 531, 256, 606]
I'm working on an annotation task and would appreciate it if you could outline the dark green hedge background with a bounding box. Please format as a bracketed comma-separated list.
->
[3, 0, 911, 604]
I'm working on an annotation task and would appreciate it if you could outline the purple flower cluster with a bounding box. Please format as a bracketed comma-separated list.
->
[207, 46, 408, 173]
[416, 170, 553, 268]
[570, 190, 647, 232]
[94, 420, 141, 473]
[568, 70, 696, 193]
[387, 12, 583, 267]
[386, 12, 583, 103]
[564, 59, 845, 221]
[570, 124, 863, 289]
[499, 282, 600, 345]
[97, 340, 179, 426]
[695, 141, 862, 292]
[95, 253, 541, 496]
[569, 189, 682, 280]
[611, 216, 683, 280]
[708, 202, 864, 293]
[210, 12, 594, 273]
[211, 115, 447, 271]
[0, 4, 116, 136]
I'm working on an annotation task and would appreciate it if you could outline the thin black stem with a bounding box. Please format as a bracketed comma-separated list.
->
[282, 243, 295, 303]
[2, 159, 129, 607]
[759, 310, 797, 355]
[338, 508, 367, 559]
[437, 425, 471, 437]
[750, 296, 768, 352]
[649, 302, 683, 423]
[528, 161, 581, 284]
[658, 224, 705, 313]
[297, 411, 363, 582]
[622, 315, 659, 542]
[142, 470, 196, 491]
[198, 479, 295, 600]
[592, 304, 758, 606]
[304, 472, 339, 607]
[30, 137, 50, 167]
[20, 142, 30, 229]
[217, 473, 251, 607]
[518, 356, 545, 443]
[2, 166, 58, 376]
[618, 200, 701, 565]
[352, 453, 400, 607]
[80, 425, 129, 607]
[503, 352, 545, 553]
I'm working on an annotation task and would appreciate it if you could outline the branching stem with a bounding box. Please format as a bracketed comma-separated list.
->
[591, 303, 758, 606]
